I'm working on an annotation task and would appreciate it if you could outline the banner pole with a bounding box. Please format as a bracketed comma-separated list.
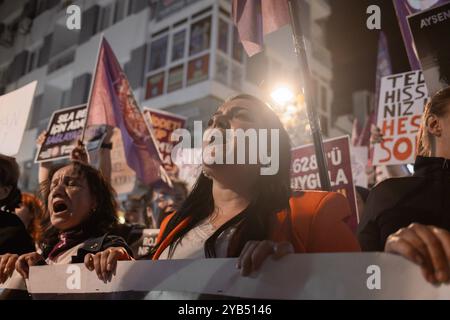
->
[80, 33, 104, 142]
[287, 0, 331, 191]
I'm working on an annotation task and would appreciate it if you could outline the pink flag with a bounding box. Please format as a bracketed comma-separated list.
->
[86, 38, 169, 186]
[232, 0, 290, 57]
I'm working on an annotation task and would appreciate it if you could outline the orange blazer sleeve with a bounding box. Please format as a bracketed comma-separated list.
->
[290, 192, 361, 253]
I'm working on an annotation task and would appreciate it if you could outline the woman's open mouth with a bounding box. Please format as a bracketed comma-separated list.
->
[52, 198, 69, 216]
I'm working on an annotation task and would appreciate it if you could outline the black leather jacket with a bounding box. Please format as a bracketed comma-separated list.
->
[42, 233, 133, 263]
[0, 211, 34, 255]
[358, 156, 450, 251]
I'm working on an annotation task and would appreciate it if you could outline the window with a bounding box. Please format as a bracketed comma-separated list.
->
[26, 49, 40, 73]
[218, 19, 228, 53]
[246, 52, 267, 85]
[232, 27, 243, 63]
[187, 54, 209, 86]
[189, 16, 211, 56]
[171, 30, 186, 62]
[128, 0, 148, 16]
[231, 64, 242, 90]
[215, 54, 228, 85]
[312, 79, 318, 105]
[148, 35, 168, 71]
[168, 64, 184, 92]
[320, 115, 328, 136]
[98, 4, 113, 32]
[320, 86, 327, 111]
[145, 72, 165, 99]
[114, 0, 126, 23]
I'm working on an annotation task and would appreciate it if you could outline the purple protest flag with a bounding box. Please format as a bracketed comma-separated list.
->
[375, 32, 392, 108]
[85, 38, 169, 186]
[369, 31, 393, 141]
[232, 0, 290, 57]
[393, 0, 448, 70]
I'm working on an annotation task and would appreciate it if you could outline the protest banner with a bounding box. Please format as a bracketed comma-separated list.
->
[35, 105, 106, 163]
[4, 253, 446, 300]
[408, 1, 450, 95]
[143, 108, 186, 175]
[291, 136, 358, 230]
[110, 128, 136, 195]
[351, 146, 368, 188]
[393, 0, 448, 70]
[372, 71, 429, 166]
[0, 272, 29, 300]
[132, 228, 160, 259]
[0, 81, 37, 156]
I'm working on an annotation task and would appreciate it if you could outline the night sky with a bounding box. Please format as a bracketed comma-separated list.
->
[326, 0, 411, 115]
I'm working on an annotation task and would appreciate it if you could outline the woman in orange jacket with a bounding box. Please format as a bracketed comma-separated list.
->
[90, 94, 360, 280]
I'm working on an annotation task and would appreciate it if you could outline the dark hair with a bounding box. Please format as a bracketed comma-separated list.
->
[0, 154, 22, 211]
[355, 186, 370, 203]
[40, 161, 119, 250]
[417, 87, 450, 157]
[153, 94, 292, 258]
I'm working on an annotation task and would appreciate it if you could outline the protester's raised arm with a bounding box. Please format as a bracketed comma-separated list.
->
[98, 126, 114, 183]
[37, 130, 52, 185]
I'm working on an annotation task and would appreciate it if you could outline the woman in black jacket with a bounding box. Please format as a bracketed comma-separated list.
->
[358, 87, 450, 284]
[0, 160, 132, 284]
[0, 154, 34, 257]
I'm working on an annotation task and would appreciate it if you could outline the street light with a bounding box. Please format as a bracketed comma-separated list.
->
[270, 87, 294, 106]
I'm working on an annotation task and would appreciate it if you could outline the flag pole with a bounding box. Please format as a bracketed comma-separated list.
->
[81, 33, 105, 142]
[287, 0, 331, 191]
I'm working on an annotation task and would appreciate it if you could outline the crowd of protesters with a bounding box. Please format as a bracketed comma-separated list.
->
[1, 89, 450, 295]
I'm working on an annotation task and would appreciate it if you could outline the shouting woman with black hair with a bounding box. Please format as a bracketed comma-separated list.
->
[0, 160, 133, 284]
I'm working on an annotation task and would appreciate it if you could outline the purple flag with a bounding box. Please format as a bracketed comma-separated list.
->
[86, 38, 169, 186]
[393, 0, 448, 70]
[232, 0, 290, 57]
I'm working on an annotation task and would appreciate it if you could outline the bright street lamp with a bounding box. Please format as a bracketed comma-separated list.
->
[270, 87, 294, 106]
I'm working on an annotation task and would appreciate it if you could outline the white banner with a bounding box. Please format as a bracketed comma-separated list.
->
[351, 146, 368, 188]
[373, 71, 428, 166]
[0, 82, 37, 156]
[2, 253, 449, 299]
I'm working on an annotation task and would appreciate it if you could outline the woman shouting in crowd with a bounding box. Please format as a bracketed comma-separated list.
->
[89, 94, 360, 281]
[0, 159, 132, 285]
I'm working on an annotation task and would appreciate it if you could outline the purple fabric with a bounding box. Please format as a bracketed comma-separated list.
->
[87, 38, 168, 185]
[232, 0, 290, 57]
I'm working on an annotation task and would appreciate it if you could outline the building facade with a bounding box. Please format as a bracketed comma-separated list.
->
[0, 0, 334, 192]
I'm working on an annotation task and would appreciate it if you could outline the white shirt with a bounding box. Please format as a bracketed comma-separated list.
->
[158, 218, 235, 260]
